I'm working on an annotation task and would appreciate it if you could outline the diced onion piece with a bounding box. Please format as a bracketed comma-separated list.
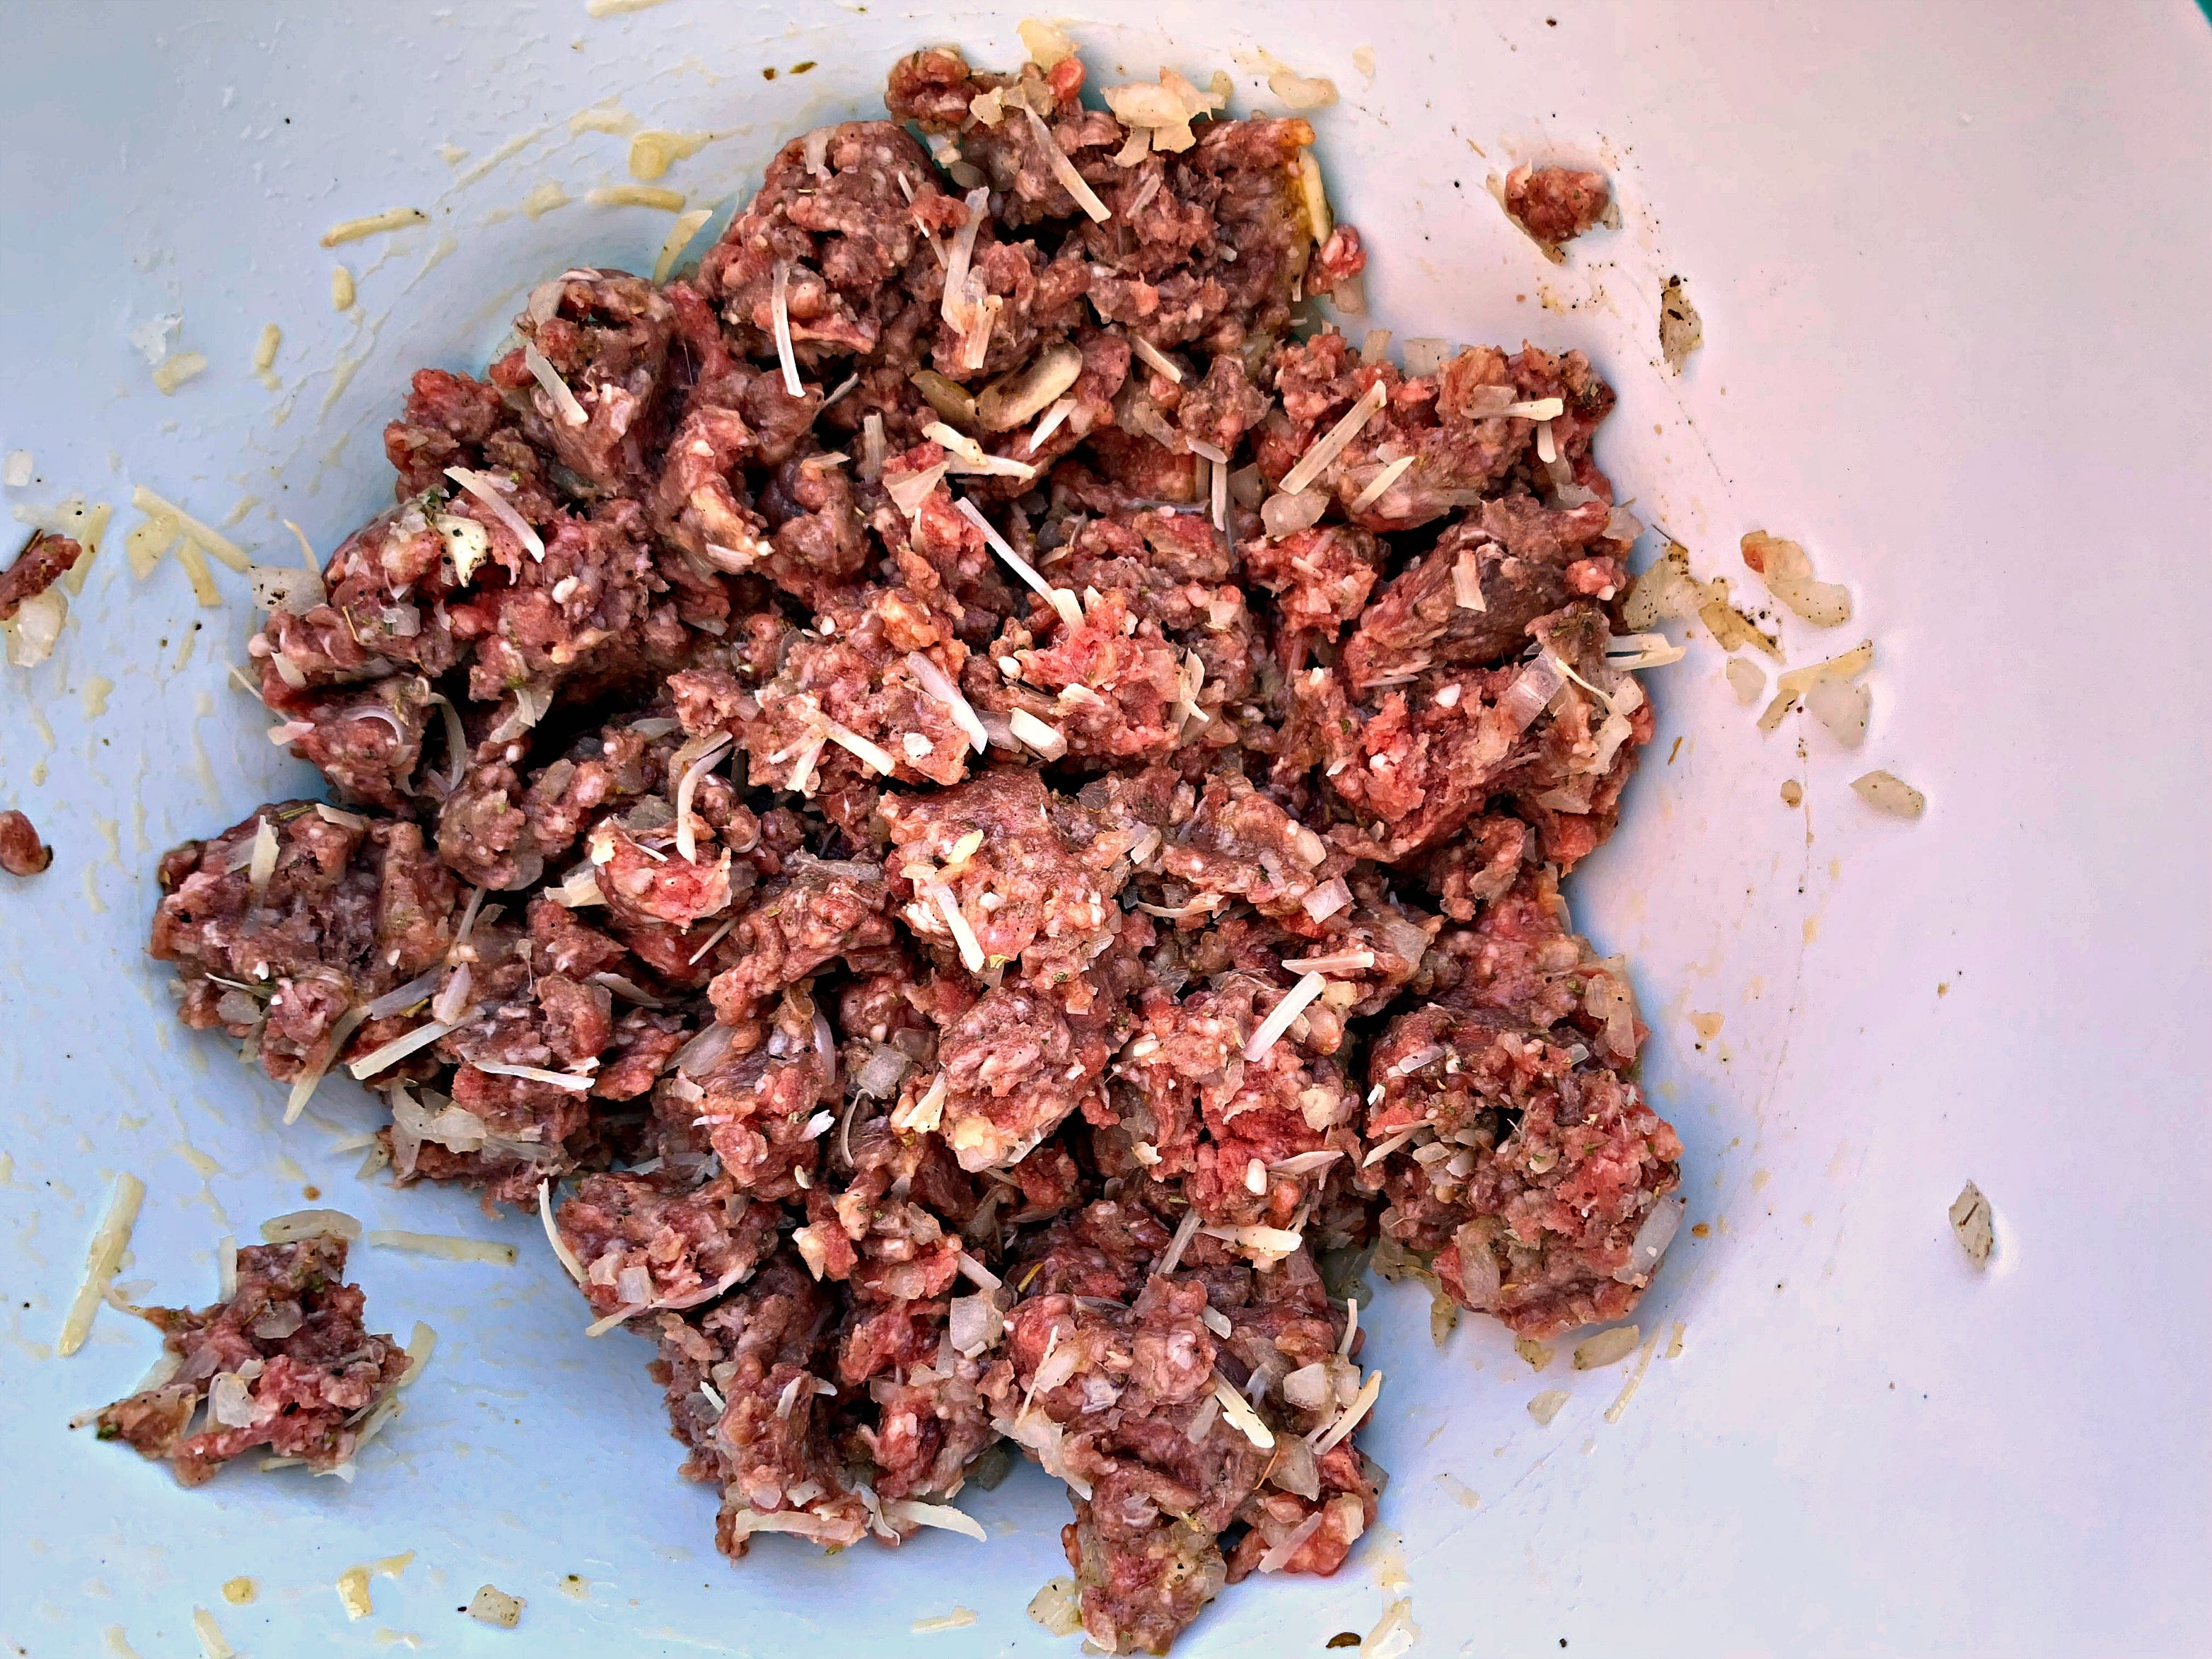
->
[1502, 396, 1566, 421]
[1351, 455, 1416, 514]
[861, 412, 887, 480]
[769, 260, 803, 397]
[1212, 1374, 1276, 1449]
[545, 865, 605, 908]
[366, 1230, 518, 1264]
[260, 1208, 363, 1243]
[465, 1585, 524, 1629]
[1757, 640, 1874, 733]
[57, 1172, 144, 1356]
[1725, 657, 1766, 705]
[1245, 972, 1327, 1060]
[1805, 673, 1870, 747]
[1660, 275, 1704, 373]
[248, 563, 325, 615]
[1310, 1368, 1382, 1453]
[1614, 1193, 1685, 1285]
[1018, 18, 1076, 66]
[1604, 631, 1686, 670]
[245, 815, 280, 903]
[4, 585, 66, 665]
[976, 342, 1084, 431]
[905, 651, 988, 752]
[1280, 379, 1389, 497]
[347, 1011, 475, 1080]
[523, 344, 589, 427]
[1211, 449, 1230, 530]
[1572, 1324, 1641, 1370]
[1267, 1150, 1346, 1179]
[652, 206, 715, 284]
[1450, 545, 1488, 611]
[1851, 769, 1926, 820]
[1023, 105, 1111, 223]
[883, 1498, 989, 1544]
[953, 495, 1083, 629]
[1361, 1597, 1421, 1659]
[443, 467, 544, 561]
[1622, 544, 1698, 629]
[1260, 486, 1330, 538]
[541, 1180, 586, 1284]
[1028, 1576, 1084, 1637]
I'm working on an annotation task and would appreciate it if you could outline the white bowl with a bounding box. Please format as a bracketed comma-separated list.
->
[3, 3, 2206, 1654]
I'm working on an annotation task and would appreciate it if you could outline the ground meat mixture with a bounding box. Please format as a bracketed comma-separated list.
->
[0, 530, 80, 622]
[138, 40, 1687, 1653]
[0, 808, 52, 877]
[92, 1233, 409, 1486]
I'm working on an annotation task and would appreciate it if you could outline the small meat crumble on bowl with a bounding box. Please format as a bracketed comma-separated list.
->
[132, 33, 1682, 1654]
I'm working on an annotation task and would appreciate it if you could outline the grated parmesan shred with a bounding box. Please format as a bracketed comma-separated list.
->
[57, 1172, 144, 1356]
[1245, 972, 1327, 1061]
[320, 207, 429, 248]
[953, 495, 1083, 629]
[1022, 105, 1112, 223]
[1351, 454, 1416, 514]
[1279, 380, 1388, 496]
[541, 1180, 586, 1284]
[769, 259, 804, 397]
[523, 344, 589, 426]
[366, 1230, 518, 1264]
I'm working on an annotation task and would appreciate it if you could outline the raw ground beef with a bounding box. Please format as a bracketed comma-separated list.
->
[137, 39, 1673, 1655]
[0, 530, 80, 621]
[92, 1233, 409, 1486]
[0, 808, 52, 877]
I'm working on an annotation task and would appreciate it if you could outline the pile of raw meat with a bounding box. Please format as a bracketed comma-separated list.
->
[139, 37, 1680, 1653]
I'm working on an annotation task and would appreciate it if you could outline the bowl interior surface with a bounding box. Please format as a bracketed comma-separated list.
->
[1, 2, 2206, 1655]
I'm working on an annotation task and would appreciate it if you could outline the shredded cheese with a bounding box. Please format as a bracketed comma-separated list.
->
[953, 495, 1083, 629]
[347, 1011, 475, 1080]
[928, 882, 987, 973]
[1022, 105, 1111, 223]
[1211, 1374, 1276, 1448]
[335, 1552, 414, 1622]
[586, 185, 685, 211]
[769, 259, 804, 397]
[541, 1180, 586, 1284]
[1310, 1368, 1382, 1452]
[130, 485, 248, 570]
[366, 1230, 518, 1264]
[1351, 455, 1414, 514]
[1244, 972, 1327, 1061]
[401, 1322, 438, 1385]
[1129, 335, 1184, 385]
[57, 1172, 144, 1356]
[320, 207, 429, 248]
[1279, 380, 1389, 497]
[523, 344, 589, 426]
[261, 1208, 362, 1242]
[1027, 396, 1077, 453]
[883, 1499, 989, 1543]
[153, 351, 208, 395]
[652, 206, 716, 284]
[191, 1607, 235, 1659]
[1007, 707, 1068, 759]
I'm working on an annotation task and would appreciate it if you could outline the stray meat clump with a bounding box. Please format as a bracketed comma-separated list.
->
[0, 808, 52, 877]
[132, 34, 1691, 1654]
[1501, 163, 1614, 260]
[92, 1233, 409, 1485]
